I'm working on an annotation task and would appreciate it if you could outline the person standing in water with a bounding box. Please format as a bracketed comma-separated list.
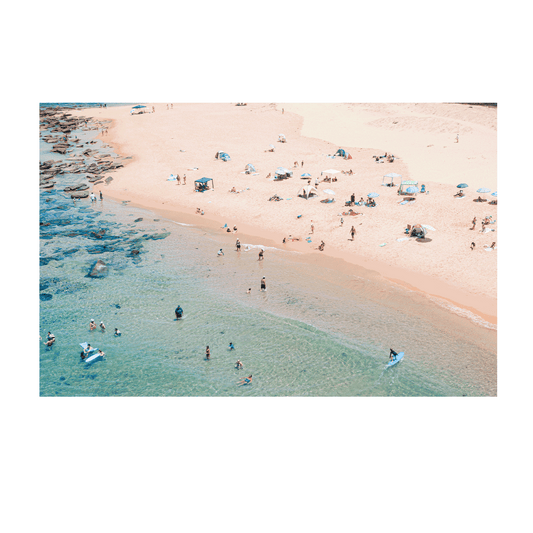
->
[236, 239, 241, 252]
[90, 319, 97, 331]
[229, 343, 235, 351]
[260, 277, 266, 291]
[258, 249, 264, 261]
[206, 346, 211, 360]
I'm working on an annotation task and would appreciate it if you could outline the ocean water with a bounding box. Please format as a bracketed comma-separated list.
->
[39, 107, 497, 396]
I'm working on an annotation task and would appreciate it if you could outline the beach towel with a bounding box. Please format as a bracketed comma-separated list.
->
[455, 195, 466, 199]
[396, 237, 409, 242]
[167, 175, 177, 181]
[484, 247, 495, 252]
[187, 167, 199, 171]
[482, 228, 495, 233]
[379, 243, 387, 247]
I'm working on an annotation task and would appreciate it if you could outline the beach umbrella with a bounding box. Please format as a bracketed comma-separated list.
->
[457, 183, 468, 188]
[384, 173, 402, 179]
[477, 188, 491, 193]
[132, 105, 146, 109]
[406, 186, 419, 194]
[323, 189, 336, 195]
[367, 192, 379, 198]
[323, 169, 340, 174]
[491, 192, 497, 197]
[269, 144, 274, 149]
[301, 173, 311, 177]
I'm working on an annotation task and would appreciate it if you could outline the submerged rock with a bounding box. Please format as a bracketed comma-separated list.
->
[40, 293, 53, 301]
[88, 259, 108, 278]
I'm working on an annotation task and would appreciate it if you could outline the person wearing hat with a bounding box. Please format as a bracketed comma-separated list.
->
[89, 319, 97, 331]
[260, 277, 266, 291]
[235, 360, 243, 369]
[114, 328, 121, 337]
[99, 321, 106, 331]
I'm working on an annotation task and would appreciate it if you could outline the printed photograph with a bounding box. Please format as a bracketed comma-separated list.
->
[39, 102, 497, 396]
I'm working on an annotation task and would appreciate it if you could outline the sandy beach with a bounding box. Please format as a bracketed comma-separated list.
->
[70, 103, 497, 324]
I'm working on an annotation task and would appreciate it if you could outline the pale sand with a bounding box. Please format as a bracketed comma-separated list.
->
[70, 103, 497, 323]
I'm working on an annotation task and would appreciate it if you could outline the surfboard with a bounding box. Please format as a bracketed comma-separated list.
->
[80, 342, 104, 364]
[387, 352, 404, 367]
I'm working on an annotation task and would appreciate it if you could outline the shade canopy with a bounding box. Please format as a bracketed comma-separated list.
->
[384, 173, 402, 178]
[323, 189, 336, 195]
[195, 177, 213, 184]
[301, 173, 311, 177]
[477, 187, 491, 193]
[298, 186, 318, 199]
[457, 183, 468, 188]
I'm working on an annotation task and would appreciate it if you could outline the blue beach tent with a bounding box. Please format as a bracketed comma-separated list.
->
[130, 105, 147, 115]
[215, 151, 231, 161]
[194, 177, 214, 192]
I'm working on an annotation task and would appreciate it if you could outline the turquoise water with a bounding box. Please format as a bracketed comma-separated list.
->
[39, 108, 497, 396]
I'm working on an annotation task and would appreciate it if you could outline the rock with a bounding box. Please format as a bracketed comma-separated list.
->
[40, 293, 53, 301]
[88, 259, 108, 278]
[70, 191, 89, 199]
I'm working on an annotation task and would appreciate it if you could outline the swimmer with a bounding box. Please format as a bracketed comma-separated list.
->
[229, 342, 235, 350]
[89, 319, 97, 331]
[217, 249, 224, 256]
[238, 374, 252, 385]
[97, 349, 105, 357]
[235, 360, 243, 369]
[45, 332, 55, 346]
[206, 346, 210, 360]
[81, 344, 92, 359]
[99, 321, 106, 331]
[246, 288, 251, 294]
[114, 328, 121, 336]
[390, 348, 398, 361]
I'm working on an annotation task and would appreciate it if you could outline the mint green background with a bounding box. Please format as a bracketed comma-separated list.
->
[4, 2, 520, 532]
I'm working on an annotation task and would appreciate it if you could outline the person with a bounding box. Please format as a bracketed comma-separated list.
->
[471, 217, 477, 230]
[318, 241, 325, 251]
[246, 288, 251, 294]
[238, 374, 252, 385]
[301, 161, 304, 167]
[45, 332, 55, 346]
[258, 249, 264, 261]
[350, 226, 356, 240]
[233, 226, 237, 233]
[90, 319, 96, 331]
[175, 306, 183, 319]
[490, 242, 496, 249]
[229, 342, 235, 351]
[455, 133, 459, 143]
[236, 239, 241, 251]
[196, 208, 201, 214]
[471, 242, 476, 251]
[260, 276, 266, 291]
[390, 349, 398, 361]
[171, 103, 173, 109]
[152, 106, 155, 113]
[230, 186, 236, 192]
[183, 175, 186, 185]
[201, 210, 204, 215]
[114, 328, 121, 336]
[177, 175, 181, 185]
[81, 344, 92, 359]
[100, 321, 106, 331]
[206, 346, 210, 360]
[99, 190, 103, 200]
[282, 237, 286, 244]
[217, 249, 224, 256]
[97, 349, 105, 358]
[350, 193, 355, 205]
[310, 224, 314, 234]
[340, 217, 344, 227]
[235, 360, 243, 369]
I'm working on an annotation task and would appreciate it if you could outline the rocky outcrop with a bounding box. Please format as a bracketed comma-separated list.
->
[88, 259, 108, 278]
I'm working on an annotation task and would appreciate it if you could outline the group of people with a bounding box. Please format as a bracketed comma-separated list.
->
[204, 344, 251, 384]
[195, 208, 205, 215]
[374, 152, 395, 163]
[90, 191, 103, 202]
[293, 161, 304, 167]
[89, 319, 121, 336]
[174, 174, 186, 185]
[80, 344, 105, 361]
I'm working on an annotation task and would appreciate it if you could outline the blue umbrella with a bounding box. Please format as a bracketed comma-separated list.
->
[132, 105, 146, 109]
[491, 191, 497, 197]
[406, 186, 419, 194]
[301, 173, 311, 177]
[477, 188, 491, 193]
[457, 183, 468, 188]
[367, 192, 379, 198]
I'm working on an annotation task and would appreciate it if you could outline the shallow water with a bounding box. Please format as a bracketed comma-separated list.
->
[39, 106, 497, 397]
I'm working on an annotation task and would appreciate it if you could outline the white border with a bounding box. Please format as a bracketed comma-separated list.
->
[17, 84, 516, 416]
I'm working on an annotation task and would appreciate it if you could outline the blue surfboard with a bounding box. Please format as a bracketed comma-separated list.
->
[387, 351, 404, 367]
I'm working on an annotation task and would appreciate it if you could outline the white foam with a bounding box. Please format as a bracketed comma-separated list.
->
[171, 221, 194, 227]
[427, 296, 497, 331]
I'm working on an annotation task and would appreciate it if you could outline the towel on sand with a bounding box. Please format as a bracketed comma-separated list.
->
[396, 237, 409, 242]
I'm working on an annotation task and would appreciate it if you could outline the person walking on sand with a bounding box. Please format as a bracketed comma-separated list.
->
[183, 175, 186, 185]
[471, 242, 476, 251]
[350, 226, 356, 240]
[152, 106, 155, 113]
[236, 239, 241, 252]
[260, 276, 266, 292]
[177, 175, 181, 185]
[455, 133, 459, 143]
[471, 217, 476, 230]
[258, 249, 264, 261]
[310, 223, 314, 234]
[340, 217, 344, 227]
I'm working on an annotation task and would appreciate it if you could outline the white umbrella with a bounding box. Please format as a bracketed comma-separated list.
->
[323, 189, 336, 195]
[323, 169, 340, 174]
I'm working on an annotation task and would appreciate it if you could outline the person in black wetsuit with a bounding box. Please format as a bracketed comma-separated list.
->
[390, 349, 398, 361]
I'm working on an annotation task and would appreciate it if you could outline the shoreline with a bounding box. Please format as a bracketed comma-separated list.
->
[102, 188, 497, 327]
[76, 103, 496, 327]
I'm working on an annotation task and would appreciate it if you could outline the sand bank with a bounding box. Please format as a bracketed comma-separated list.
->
[70, 103, 497, 324]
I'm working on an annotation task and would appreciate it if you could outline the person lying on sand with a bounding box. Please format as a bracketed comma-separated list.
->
[318, 241, 325, 251]
[454, 190, 465, 197]
[229, 187, 237, 193]
[196, 208, 201, 214]
[470, 217, 477, 230]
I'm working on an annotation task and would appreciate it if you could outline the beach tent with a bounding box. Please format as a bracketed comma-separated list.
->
[215, 151, 231, 161]
[278, 134, 287, 143]
[335, 148, 352, 159]
[382, 172, 401, 186]
[398, 180, 418, 195]
[275, 167, 293, 179]
[194, 177, 214, 192]
[297, 186, 318, 199]
[245, 163, 256, 174]
[409, 224, 427, 238]
[130, 105, 146, 115]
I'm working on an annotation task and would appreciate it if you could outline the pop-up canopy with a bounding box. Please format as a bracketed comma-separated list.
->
[195, 177, 214, 192]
